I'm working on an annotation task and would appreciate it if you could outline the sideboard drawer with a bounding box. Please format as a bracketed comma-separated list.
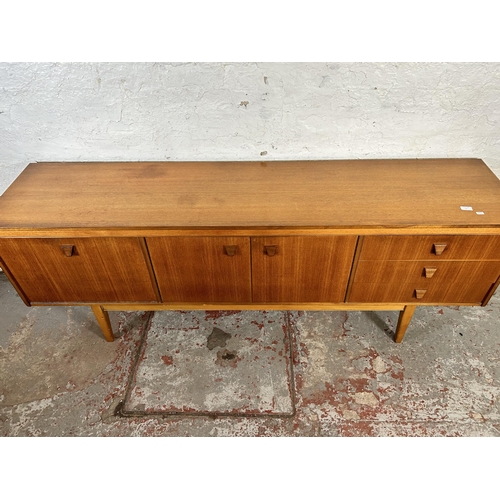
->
[360, 235, 500, 261]
[0, 237, 159, 303]
[349, 277, 496, 304]
[349, 258, 500, 304]
[352, 260, 500, 285]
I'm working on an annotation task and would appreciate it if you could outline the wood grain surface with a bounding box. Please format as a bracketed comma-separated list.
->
[251, 236, 357, 302]
[1, 159, 499, 232]
[0, 237, 158, 303]
[359, 235, 500, 261]
[352, 260, 500, 285]
[348, 277, 495, 304]
[146, 236, 252, 302]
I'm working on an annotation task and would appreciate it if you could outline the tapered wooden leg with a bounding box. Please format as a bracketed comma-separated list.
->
[394, 305, 417, 343]
[91, 305, 114, 342]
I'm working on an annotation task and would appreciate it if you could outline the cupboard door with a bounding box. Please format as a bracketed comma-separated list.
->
[146, 237, 252, 302]
[251, 236, 357, 302]
[0, 237, 158, 303]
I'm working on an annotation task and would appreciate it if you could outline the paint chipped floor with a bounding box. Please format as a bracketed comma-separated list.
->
[1, 272, 499, 437]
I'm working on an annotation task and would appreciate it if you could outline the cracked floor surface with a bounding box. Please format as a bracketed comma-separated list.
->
[1, 272, 499, 436]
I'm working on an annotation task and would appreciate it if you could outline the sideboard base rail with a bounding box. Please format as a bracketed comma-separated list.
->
[83, 302, 455, 344]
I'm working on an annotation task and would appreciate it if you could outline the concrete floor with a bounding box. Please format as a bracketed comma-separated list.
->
[1, 271, 500, 436]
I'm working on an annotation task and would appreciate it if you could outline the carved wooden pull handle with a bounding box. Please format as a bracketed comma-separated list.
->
[415, 289, 427, 299]
[433, 243, 447, 255]
[424, 267, 437, 278]
[224, 245, 237, 256]
[61, 244, 75, 257]
[264, 245, 278, 256]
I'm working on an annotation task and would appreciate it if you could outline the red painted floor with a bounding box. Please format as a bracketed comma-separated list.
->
[1, 274, 500, 436]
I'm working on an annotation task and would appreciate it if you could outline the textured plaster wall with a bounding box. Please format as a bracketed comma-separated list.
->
[1, 62, 500, 194]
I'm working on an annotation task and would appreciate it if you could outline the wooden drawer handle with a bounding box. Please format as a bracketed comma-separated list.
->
[433, 243, 447, 255]
[264, 245, 278, 256]
[224, 245, 237, 256]
[60, 244, 75, 257]
[415, 289, 427, 299]
[424, 267, 437, 278]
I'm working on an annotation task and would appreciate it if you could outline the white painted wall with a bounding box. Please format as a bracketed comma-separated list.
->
[1, 62, 500, 194]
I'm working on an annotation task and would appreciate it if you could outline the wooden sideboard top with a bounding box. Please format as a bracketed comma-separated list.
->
[1, 159, 500, 235]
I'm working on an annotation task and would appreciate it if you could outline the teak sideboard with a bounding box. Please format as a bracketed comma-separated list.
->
[0, 159, 499, 343]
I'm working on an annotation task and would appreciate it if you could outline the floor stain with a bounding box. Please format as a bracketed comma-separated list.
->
[216, 349, 241, 368]
[207, 327, 231, 350]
